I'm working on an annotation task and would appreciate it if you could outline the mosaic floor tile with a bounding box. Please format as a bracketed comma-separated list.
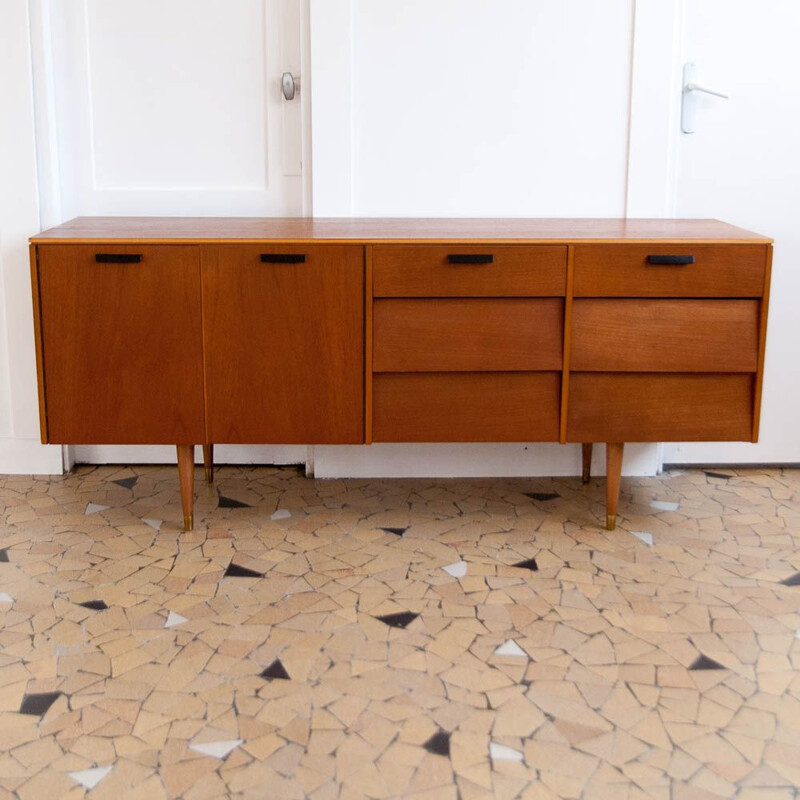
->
[261, 659, 291, 680]
[423, 730, 452, 757]
[68, 765, 112, 789]
[2, 463, 800, 797]
[189, 739, 242, 758]
[443, 561, 468, 578]
[78, 599, 108, 610]
[19, 692, 62, 716]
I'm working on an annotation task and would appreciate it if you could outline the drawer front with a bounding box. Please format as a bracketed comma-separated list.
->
[373, 245, 567, 297]
[373, 372, 561, 442]
[37, 244, 205, 444]
[374, 298, 563, 372]
[567, 373, 754, 442]
[574, 245, 768, 297]
[571, 299, 759, 372]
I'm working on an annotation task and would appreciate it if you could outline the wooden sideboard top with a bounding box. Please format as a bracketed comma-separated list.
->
[31, 217, 772, 244]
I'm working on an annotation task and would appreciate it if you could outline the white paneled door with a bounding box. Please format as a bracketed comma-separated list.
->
[38, 0, 309, 466]
[663, 0, 800, 464]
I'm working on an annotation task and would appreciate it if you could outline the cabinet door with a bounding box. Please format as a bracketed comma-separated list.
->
[202, 244, 364, 443]
[36, 244, 204, 444]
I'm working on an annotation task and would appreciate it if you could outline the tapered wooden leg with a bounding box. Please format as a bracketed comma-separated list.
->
[582, 443, 593, 484]
[203, 444, 214, 484]
[176, 444, 195, 531]
[605, 442, 624, 530]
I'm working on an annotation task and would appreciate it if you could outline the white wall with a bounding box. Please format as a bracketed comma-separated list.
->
[0, 1, 64, 473]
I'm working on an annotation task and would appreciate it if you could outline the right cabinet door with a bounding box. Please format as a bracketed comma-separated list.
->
[202, 244, 364, 444]
[567, 244, 770, 443]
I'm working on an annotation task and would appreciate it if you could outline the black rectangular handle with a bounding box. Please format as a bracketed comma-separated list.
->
[447, 254, 494, 265]
[646, 255, 695, 266]
[95, 253, 142, 264]
[260, 253, 306, 264]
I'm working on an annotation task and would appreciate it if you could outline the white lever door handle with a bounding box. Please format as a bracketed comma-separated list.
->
[684, 82, 729, 100]
[681, 63, 730, 134]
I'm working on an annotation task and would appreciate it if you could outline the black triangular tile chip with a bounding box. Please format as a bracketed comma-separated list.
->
[218, 495, 251, 509]
[224, 562, 264, 579]
[780, 572, 800, 586]
[423, 730, 451, 757]
[380, 527, 407, 536]
[260, 659, 291, 680]
[78, 599, 108, 611]
[112, 476, 138, 489]
[0, 549, 8, 562]
[513, 558, 539, 571]
[704, 471, 732, 480]
[376, 611, 419, 628]
[690, 654, 726, 670]
[524, 492, 560, 501]
[19, 691, 62, 716]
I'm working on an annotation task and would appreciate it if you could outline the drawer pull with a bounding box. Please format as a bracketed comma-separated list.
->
[447, 254, 494, 265]
[260, 253, 306, 264]
[646, 255, 695, 266]
[95, 253, 142, 264]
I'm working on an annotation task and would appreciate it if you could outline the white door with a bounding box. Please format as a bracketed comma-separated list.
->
[36, 0, 311, 466]
[663, 0, 800, 464]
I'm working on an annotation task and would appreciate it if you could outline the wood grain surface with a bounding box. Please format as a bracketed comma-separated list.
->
[567, 373, 754, 442]
[373, 372, 561, 442]
[202, 244, 364, 443]
[573, 244, 768, 297]
[372, 245, 567, 297]
[373, 298, 563, 372]
[571, 299, 759, 372]
[37, 244, 205, 443]
[31, 217, 772, 244]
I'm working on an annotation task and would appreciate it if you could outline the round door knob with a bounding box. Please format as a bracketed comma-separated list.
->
[281, 72, 300, 101]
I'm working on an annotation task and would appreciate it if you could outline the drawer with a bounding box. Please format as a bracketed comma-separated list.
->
[373, 245, 567, 297]
[573, 245, 768, 297]
[373, 298, 563, 372]
[373, 372, 561, 442]
[571, 299, 759, 372]
[567, 373, 754, 442]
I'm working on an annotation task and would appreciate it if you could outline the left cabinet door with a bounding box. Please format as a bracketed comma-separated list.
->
[35, 244, 205, 444]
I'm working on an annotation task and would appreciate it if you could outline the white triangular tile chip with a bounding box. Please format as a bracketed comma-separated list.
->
[143, 518, 162, 530]
[490, 742, 523, 761]
[631, 531, 654, 546]
[668, 469, 686, 477]
[270, 509, 291, 520]
[165, 611, 188, 628]
[0, 593, 13, 604]
[189, 739, 243, 759]
[442, 561, 468, 578]
[85, 503, 110, 515]
[68, 766, 112, 789]
[649, 500, 679, 512]
[494, 639, 527, 657]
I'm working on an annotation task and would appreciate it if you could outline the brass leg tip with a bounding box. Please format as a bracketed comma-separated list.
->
[606, 514, 616, 531]
[183, 514, 193, 531]
[205, 468, 213, 484]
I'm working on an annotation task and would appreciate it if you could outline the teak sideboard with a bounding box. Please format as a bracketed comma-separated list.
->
[29, 218, 772, 532]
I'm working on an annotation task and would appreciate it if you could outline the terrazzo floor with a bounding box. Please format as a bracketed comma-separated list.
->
[1, 464, 800, 799]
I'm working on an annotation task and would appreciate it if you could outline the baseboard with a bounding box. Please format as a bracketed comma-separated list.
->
[312, 443, 661, 478]
[56, 442, 664, 479]
[0, 438, 64, 474]
[72, 444, 308, 465]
